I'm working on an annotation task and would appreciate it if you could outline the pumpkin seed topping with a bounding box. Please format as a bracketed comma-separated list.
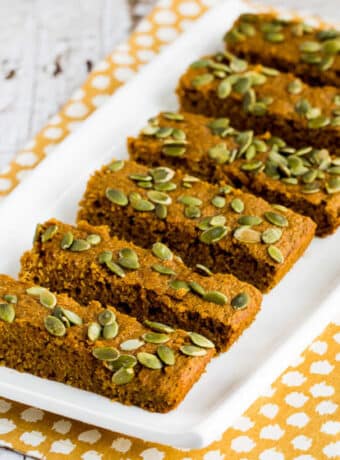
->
[162, 145, 186, 157]
[137, 352, 163, 369]
[326, 177, 340, 194]
[155, 204, 167, 219]
[157, 345, 175, 365]
[203, 290, 228, 305]
[144, 320, 174, 333]
[108, 354, 137, 371]
[98, 309, 116, 326]
[200, 225, 229, 244]
[93, 347, 120, 361]
[112, 367, 134, 385]
[178, 195, 202, 207]
[234, 226, 261, 243]
[192, 73, 214, 87]
[103, 322, 119, 340]
[3, 294, 17, 304]
[195, 264, 213, 276]
[268, 245, 284, 263]
[44, 315, 66, 337]
[118, 248, 140, 270]
[120, 339, 144, 351]
[151, 264, 176, 276]
[108, 160, 124, 172]
[41, 224, 58, 243]
[39, 290, 57, 309]
[151, 242, 173, 261]
[87, 322, 101, 341]
[61, 308, 82, 326]
[231, 292, 249, 310]
[147, 190, 172, 205]
[131, 198, 155, 212]
[163, 112, 184, 121]
[105, 260, 126, 278]
[169, 279, 190, 293]
[211, 195, 226, 208]
[238, 215, 262, 226]
[231, 198, 244, 213]
[0, 303, 15, 323]
[189, 332, 214, 349]
[98, 250, 113, 264]
[70, 239, 91, 252]
[185, 206, 201, 219]
[86, 234, 101, 246]
[61, 232, 74, 249]
[264, 211, 288, 227]
[106, 188, 128, 206]
[150, 166, 175, 183]
[210, 215, 226, 226]
[188, 281, 206, 297]
[262, 227, 283, 244]
[180, 345, 207, 357]
[287, 79, 303, 94]
[142, 332, 170, 344]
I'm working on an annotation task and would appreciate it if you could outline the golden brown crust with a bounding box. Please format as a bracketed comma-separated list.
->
[76, 159, 315, 291]
[177, 53, 340, 155]
[19, 220, 262, 351]
[128, 111, 340, 236]
[0, 274, 214, 412]
[225, 13, 340, 87]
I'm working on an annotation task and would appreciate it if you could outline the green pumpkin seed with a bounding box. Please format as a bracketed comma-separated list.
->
[231, 292, 249, 310]
[211, 196, 226, 208]
[61, 308, 82, 326]
[26, 286, 48, 296]
[188, 281, 205, 297]
[3, 294, 17, 304]
[131, 198, 155, 212]
[308, 115, 330, 129]
[142, 332, 169, 344]
[112, 367, 134, 385]
[103, 322, 119, 340]
[231, 198, 244, 213]
[156, 127, 173, 138]
[92, 346, 119, 361]
[98, 250, 113, 264]
[137, 352, 162, 369]
[152, 242, 173, 260]
[87, 322, 101, 341]
[155, 203, 167, 219]
[180, 345, 207, 357]
[230, 57, 248, 72]
[144, 320, 174, 333]
[268, 245, 284, 263]
[299, 41, 322, 52]
[210, 215, 226, 226]
[40, 291, 57, 309]
[108, 160, 124, 172]
[208, 143, 230, 164]
[163, 112, 184, 121]
[240, 160, 263, 172]
[120, 339, 144, 351]
[105, 260, 125, 277]
[178, 195, 202, 207]
[185, 206, 201, 219]
[61, 232, 74, 249]
[171, 129, 186, 141]
[141, 125, 159, 136]
[105, 188, 128, 206]
[302, 183, 320, 194]
[233, 76, 251, 94]
[150, 166, 175, 183]
[262, 228, 282, 244]
[264, 31, 284, 42]
[118, 248, 140, 270]
[86, 234, 101, 246]
[264, 211, 288, 227]
[326, 177, 340, 194]
[108, 354, 137, 371]
[302, 169, 318, 184]
[154, 182, 176, 192]
[217, 79, 232, 99]
[238, 215, 262, 226]
[151, 264, 176, 276]
[243, 89, 256, 112]
[203, 290, 228, 305]
[234, 226, 261, 243]
[70, 239, 91, 252]
[322, 37, 340, 55]
[189, 332, 214, 349]
[129, 173, 152, 182]
[98, 309, 116, 326]
[41, 224, 58, 243]
[0, 303, 15, 323]
[287, 79, 303, 94]
[44, 315, 66, 337]
[162, 145, 186, 157]
[200, 225, 229, 244]
[169, 279, 190, 293]
[195, 264, 213, 276]
[157, 345, 175, 365]
[147, 190, 172, 205]
[191, 73, 214, 87]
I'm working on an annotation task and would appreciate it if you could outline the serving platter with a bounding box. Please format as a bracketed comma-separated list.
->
[0, 0, 339, 449]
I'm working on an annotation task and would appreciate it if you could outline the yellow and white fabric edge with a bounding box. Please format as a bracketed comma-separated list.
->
[0, 0, 338, 458]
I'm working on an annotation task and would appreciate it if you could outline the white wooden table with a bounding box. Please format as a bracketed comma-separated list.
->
[0, 0, 338, 458]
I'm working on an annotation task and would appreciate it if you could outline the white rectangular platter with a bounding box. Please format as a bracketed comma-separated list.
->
[0, 0, 339, 449]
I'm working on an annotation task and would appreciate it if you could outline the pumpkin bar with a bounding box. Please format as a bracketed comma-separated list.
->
[20, 220, 262, 352]
[0, 274, 215, 413]
[225, 13, 340, 87]
[177, 52, 340, 154]
[76, 159, 315, 291]
[128, 111, 340, 236]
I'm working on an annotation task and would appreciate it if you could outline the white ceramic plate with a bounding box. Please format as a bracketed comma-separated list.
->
[0, 0, 339, 449]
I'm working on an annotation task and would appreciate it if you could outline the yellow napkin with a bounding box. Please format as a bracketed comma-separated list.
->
[0, 1, 338, 458]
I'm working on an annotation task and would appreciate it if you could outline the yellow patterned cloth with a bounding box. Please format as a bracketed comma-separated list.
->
[0, 1, 339, 458]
